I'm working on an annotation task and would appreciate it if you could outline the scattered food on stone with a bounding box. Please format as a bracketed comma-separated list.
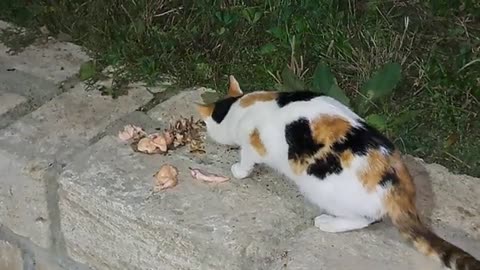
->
[118, 117, 213, 192]
[135, 132, 172, 154]
[189, 167, 230, 183]
[119, 116, 206, 155]
[153, 164, 178, 191]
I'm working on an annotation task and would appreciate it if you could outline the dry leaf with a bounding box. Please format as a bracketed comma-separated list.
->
[153, 164, 178, 191]
[189, 167, 229, 183]
[165, 116, 206, 152]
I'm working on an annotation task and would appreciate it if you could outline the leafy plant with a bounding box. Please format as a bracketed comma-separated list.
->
[277, 61, 402, 131]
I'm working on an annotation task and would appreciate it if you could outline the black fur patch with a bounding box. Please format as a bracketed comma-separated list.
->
[307, 153, 343, 179]
[379, 169, 399, 187]
[276, 91, 321, 107]
[285, 118, 324, 160]
[211, 96, 242, 123]
[332, 121, 394, 155]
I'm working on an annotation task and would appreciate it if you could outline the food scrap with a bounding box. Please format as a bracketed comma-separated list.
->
[153, 164, 179, 191]
[120, 116, 206, 155]
[189, 167, 230, 183]
[117, 117, 226, 194]
[118, 124, 146, 142]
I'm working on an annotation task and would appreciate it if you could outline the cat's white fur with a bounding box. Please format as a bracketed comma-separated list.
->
[201, 87, 388, 233]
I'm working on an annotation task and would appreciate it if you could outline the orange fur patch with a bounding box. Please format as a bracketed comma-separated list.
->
[240, 92, 278, 107]
[340, 150, 354, 168]
[196, 104, 214, 118]
[249, 128, 267, 156]
[413, 239, 436, 257]
[383, 151, 418, 228]
[389, 151, 416, 196]
[289, 148, 331, 175]
[287, 116, 352, 175]
[359, 150, 390, 191]
[311, 115, 351, 146]
[289, 158, 311, 175]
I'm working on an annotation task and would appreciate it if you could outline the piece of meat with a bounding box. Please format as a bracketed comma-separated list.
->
[189, 167, 230, 182]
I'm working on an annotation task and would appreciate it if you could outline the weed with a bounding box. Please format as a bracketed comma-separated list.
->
[0, 27, 39, 54]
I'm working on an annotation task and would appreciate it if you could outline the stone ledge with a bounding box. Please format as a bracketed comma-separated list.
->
[0, 92, 26, 117]
[0, 65, 63, 129]
[147, 88, 207, 122]
[59, 134, 314, 270]
[0, 84, 152, 249]
[0, 20, 91, 84]
[0, 240, 23, 270]
[0, 225, 92, 270]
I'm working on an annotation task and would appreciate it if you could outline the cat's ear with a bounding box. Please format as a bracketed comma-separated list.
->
[227, 75, 243, 97]
[195, 102, 214, 119]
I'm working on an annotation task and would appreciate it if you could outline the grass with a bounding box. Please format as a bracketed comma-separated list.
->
[1, 0, 479, 176]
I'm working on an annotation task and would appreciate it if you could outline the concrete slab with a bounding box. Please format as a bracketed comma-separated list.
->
[0, 240, 23, 270]
[0, 84, 152, 248]
[0, 83, 153, 160]
[0, 61, 66, 128]
[59, 135, 315, 270]
[0, 33, 90, 84]
[58, 88, 315, 270]
[148, 88, 207, 122]
[0, 92, 26, 116]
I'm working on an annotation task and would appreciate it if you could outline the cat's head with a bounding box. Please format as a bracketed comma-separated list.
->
[195, 75, 244, 145]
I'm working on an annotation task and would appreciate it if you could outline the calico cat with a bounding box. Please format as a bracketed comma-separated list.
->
[195, 75, 480, 270]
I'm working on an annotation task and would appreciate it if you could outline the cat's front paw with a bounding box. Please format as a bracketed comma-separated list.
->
[231, 163, 251, 179]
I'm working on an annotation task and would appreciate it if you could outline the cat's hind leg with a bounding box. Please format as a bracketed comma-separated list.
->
[314, 214, 375, 233]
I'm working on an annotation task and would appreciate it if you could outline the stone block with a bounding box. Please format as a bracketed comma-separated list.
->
[0, 92, 26, 116]
[0, 29, 90, 84]
[0, 84, 152, 248]
[0, 240, 22, 270]
[57, 87, 316, 269]
[148, 88, 207, 122]
[58, 134, 315, 270]
[0, 66, 62, 128]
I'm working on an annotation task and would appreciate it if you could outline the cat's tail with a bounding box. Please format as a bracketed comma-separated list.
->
[385, 152, 480, 270]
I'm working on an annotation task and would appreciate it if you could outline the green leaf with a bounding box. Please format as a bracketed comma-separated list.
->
[312, 62, 335, 94]
[365, 114, 388, 131]
[325, 84, 350, 106]
[201, 92, 220, 104]
[281, 67, 305, 91]
[312, 63, 350, 105]
[267, 26, 285, 41]
[79, 61, 96, 81]
[134, 19, 145, 35]
[253, 11, 262, 24]
[259, 43, 276, 55]
[360, 63, 401, 101]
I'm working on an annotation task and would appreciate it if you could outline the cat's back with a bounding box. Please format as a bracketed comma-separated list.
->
[273, 91, 361, 126]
